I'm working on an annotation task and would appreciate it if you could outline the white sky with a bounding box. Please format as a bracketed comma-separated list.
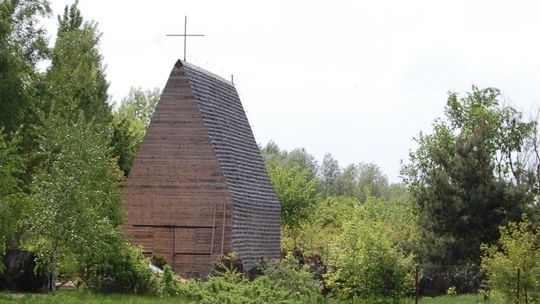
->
[43, 0, 540, 182]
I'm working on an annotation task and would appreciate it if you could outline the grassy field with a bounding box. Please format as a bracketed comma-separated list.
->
[402, 294, 501, 304]
[0, 292, 501, 304]
[332, 294, 501, 304]
[0, 292, 192, 304]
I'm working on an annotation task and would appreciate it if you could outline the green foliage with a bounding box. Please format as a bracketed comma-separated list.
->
[286, 195, 417, 262]
[281, 195, 416, 300]
[150, 254, 167, 269]
[261, 142, 319, 181]
[354, 163, 390, 201]
[324, 212, 414, 300]
[44, 1, 110, 124]
[83, 241, 159, 295]
[320, 153, 342, 196]
[111, 87, 160, 175]
[262, 143, 319, 228]
[319, 153, 391, 202]
[258, 256, 323, 299]
[481, 218, 540, 303]
[160, 265, 181, 297]
[402, 86, 533, 265]
[0, 0, 52, 197]
[211, 253, 243, 278]
[0, 291, 508, 304]
[24, 113, 124, 290]
[116, 87, 160, 126]
[282, 196, 358, 257]
[176, 258, 324, 304]
[0, 129, 25, 270]
[266, 161, 318, 228]
[0, 291, 191, 304]
[0, 0, 50, 133]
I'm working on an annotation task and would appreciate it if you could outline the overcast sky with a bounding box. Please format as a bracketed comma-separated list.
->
[43, 0, 540, 182]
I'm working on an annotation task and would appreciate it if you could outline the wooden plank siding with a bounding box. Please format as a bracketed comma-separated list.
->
[123, 60, 280, 277]
[123, 62, 233, 277]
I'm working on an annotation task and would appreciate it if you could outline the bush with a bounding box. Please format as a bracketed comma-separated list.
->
[150, 254, 168, 269]
[160, 264, 181, 297]
[256, 256, 322, 299]
[211, 253, 243, 278]
[325, 218, 414, 300]
[174, 256, 324, 303]
[481, 218, 540, 303]
[81, 242, 158, 294]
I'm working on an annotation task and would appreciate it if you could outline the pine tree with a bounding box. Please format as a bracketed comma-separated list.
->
[402, 87, 533, 264]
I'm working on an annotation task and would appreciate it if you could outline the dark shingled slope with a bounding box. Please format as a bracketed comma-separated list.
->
[179, 60, 281, 270]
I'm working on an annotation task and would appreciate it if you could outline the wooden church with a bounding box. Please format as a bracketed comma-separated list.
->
[123, 60, 281, 277]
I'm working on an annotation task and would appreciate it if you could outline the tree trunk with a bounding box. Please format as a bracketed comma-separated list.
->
[50, 251, 57, 293]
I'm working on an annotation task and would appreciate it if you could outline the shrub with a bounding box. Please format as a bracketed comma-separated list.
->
[256, 256, 323, 299]
[150, 254, 168, 269]
[481, 218, 540, 303]
[160, 264, 181, 297]
[211, 252, 243, 278]
[325, 218, 414, 300]
[81, 242, 158, 294]
[174, 256, 324, 303]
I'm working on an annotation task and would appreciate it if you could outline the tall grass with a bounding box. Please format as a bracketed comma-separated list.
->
[1, 292, 505, 304]
[0, 291, 190, 304]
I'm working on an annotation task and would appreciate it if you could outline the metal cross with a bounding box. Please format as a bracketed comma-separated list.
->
[166, 16, 205, 61]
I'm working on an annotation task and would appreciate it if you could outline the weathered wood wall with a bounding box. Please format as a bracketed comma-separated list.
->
[123, 63, 233, 277]
[124, 60, 281, 277]
[181, 61, 282, 271]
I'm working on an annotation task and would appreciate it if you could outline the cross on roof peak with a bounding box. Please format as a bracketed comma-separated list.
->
[166, 16, 205, 62]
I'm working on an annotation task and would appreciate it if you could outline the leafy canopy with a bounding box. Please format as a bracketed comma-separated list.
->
[402, 86, 534, 265]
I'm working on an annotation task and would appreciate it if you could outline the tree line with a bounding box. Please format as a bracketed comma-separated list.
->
[0, 0, 158, 292]
[262, 86, 540, 300]
[1, 0, 539, 301]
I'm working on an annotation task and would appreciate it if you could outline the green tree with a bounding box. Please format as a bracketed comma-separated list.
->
[324, 199, 414, 300]
[481, 218, 540, 303]
[0, 129, 24, 271]
[266, 161, 318, 229]
[25, 113, 123, 292]
[261, 142, 318, 180]
[288, 194, 417, 261]
[261, 142, 319, 229]
[339, 162, 390, 202]
[0, 0, 50, 133]
[402, 86, 533, 265]
[0, 2, 56, 277]
[356, 163, 389, 200]
[325, 220, 413, 300]
[283, 196, 359, 258]
[44, 1, 110, 124]
[320, 153, 342, 196]
[111, 87, 160, 175]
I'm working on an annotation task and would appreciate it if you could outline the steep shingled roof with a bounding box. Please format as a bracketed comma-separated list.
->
[179, 60, 281, 270]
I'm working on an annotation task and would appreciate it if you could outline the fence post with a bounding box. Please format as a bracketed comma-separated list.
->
[415, 264, 419, 304]
[516, 267, 520, 304]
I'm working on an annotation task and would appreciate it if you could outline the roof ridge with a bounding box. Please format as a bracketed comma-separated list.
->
[177, 60, 234, 86]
